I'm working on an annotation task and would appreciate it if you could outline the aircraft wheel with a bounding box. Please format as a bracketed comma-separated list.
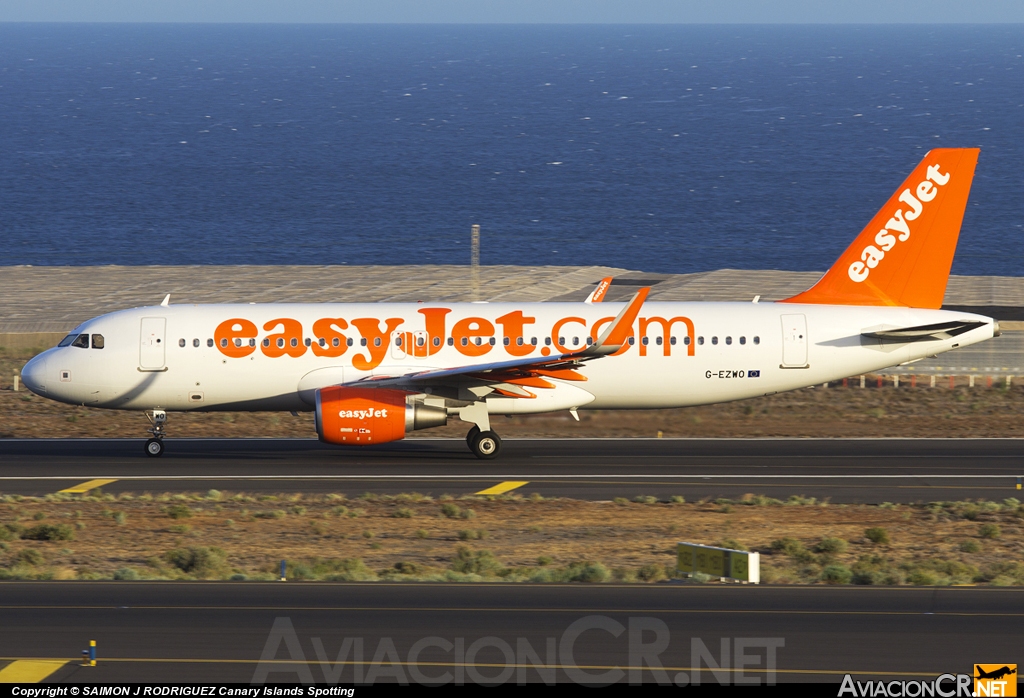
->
[145, 438, 165, 457]
[470, 430, 501, 460]
[465, 425, 481, 447]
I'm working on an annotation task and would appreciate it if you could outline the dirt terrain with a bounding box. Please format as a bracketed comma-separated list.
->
[1, 490, 1021, 585]
[2, 349, 1023, 439]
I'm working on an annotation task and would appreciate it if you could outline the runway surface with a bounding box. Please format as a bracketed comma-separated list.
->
[1, 438, 1022, 504]
[0, 582, 1017, 684]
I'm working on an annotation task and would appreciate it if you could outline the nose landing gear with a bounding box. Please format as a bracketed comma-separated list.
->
[145, 410, 167, 457]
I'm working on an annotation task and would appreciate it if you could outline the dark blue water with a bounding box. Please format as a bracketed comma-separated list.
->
[1, 24, 1022, 274]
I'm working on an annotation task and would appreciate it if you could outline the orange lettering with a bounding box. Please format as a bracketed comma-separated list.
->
[350, 318, 404, 370]
[418, 308, 451, 357]
[496, 310, 536, 357]
[311, 318, 349, 358]
[452, 317, 495, 357]
[214, 318, 258, 358]
[639, 316, 694, 357]
[262, 318, 306, 358]
[551, 316, 587, 353]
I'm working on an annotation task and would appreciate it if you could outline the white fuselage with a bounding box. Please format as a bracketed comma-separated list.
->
[22, 301, 996, 415]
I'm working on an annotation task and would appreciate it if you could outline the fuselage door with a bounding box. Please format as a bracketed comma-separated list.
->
[780, 314, 809, 368]
[139, 317, 167, 370]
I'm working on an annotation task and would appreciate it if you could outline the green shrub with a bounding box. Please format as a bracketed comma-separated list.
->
[816, 537, 848, 554]
[637, 564, 666, 582]
[865, 527, 890, 544]
[0, 526, 16, 542]
[331, 506, 348, 516]
[458, 529, 487, 541]
[166, 505, 193, 520]
[908, 570, 938, 586]
[415, 529, 429, 539]
[959, 540, 980, 553]
[820, 564, 852, 585]
[613, 497, 630, 506]
[459, 508, 476, 520]
[22, 524, 74, 541]
[33, 512, 46, 521]
[320, 558, 377, 582]
[566, 562, 610, 583]
[113, 511, 128, 526]
[362, 530, 374, 539]
[169, 524, 191, 534]
[289, 506, 307, 516]
[18, 548, 44, 566]
[979, 524, 1001, 539]
[633, 495, 657, 505]
[206, 490, 222, 501]
[393, 561, 419, 575]
[393, 508, 414, 519]
[670, 496, 686, 504]
[165, 546, 226, 576]
[450, 547, 504, 576]
[440, 503, 461, 518]
[537, 556, 552, 566]
[113, 567, 139, 580]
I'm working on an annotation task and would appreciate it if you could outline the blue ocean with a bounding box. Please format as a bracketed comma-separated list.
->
[0, 24, 1022, 275]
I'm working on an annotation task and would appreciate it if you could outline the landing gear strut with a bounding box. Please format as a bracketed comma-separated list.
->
[145, 410, 167, 457]
[468, 429, 501, 460]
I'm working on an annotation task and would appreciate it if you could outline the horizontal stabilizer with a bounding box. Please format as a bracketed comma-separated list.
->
[862, 320, 987, 341]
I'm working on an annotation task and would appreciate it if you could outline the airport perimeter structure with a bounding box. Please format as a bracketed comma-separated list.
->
[1, 265, 1023, 377]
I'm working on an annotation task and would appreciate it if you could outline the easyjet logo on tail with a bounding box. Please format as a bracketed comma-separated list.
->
[848, 163, 950, 283]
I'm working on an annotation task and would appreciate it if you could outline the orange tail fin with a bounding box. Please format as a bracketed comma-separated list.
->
[782, 148, 979, 309]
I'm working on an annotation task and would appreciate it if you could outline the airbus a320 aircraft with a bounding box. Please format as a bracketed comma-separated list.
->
[21, 149, 997, 459]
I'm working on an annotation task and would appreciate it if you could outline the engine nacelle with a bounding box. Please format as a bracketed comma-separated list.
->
[314, 386, 448, 445]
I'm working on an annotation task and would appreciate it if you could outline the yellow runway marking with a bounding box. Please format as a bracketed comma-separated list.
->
[0, 659, 67, 683]
[475, 481, 529, 495]
[59, 478, 118, 494]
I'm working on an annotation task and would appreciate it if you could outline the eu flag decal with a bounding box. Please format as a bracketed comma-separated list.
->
[748, 370, 761, 378]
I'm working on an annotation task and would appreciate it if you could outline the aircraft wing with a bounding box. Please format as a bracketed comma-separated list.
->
[862, 320, 988, 340]
[349, 287, 649, 393]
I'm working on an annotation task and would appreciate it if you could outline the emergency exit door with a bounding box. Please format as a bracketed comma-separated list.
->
[780, 314, 808, 368]
[139, 317, 167, 370]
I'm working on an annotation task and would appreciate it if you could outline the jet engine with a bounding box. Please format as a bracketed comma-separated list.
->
[314, 386, 448, 445]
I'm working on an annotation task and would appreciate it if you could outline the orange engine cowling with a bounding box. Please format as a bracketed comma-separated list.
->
[314, 386, 448, 445]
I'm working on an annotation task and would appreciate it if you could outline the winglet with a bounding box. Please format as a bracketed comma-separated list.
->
[582, 287, 649, 356]
[160, 294, 170, 307]
[782, 148, 979, 309]
[584, 277, 613, 304]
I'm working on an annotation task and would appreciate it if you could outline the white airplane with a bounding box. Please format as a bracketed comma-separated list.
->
[21, 148, 997, 459]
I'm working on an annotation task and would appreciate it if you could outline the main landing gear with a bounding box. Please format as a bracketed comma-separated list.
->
[466, 425, 501, 460]
[145, 410, 167, 457]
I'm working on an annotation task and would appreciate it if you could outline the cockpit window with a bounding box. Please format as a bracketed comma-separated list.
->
[91, 334, 104, 349]
[71, 334, 90, 349]
[58, 334, 78, 347]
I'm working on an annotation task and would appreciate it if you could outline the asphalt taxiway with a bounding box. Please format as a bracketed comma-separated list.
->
[0, 582, 1017, 684]
[1, 438, 1022, 503]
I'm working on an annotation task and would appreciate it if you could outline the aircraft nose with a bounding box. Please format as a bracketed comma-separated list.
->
[21, 352, 50, 395]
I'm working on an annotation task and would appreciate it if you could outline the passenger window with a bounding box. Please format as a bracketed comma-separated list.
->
[586, 337, 593, 345]
[753, 336, 760, 345]
[234, 338, 242, 347]
[207, 339, 213, 348]
[373, 338, 381, 347]
[92, 334, 105, 349]
[395, 337, 402, 347]
[572, 337, 579, 346]
[516, 337, 523, 346]
[178, 338, 186, 348]
[503, 337, 510, 346]
[740, 336, 746, 345]
[712, 337, 719, 345]
[249, 338, 256, 347]
[447, 337, 454, 346]
[418, 337, 426, 347]
[192, 338, 199, 348]
[697, 337, 704, 345]
[220, 338, 228, 348]
[683, 336, 690, 346]
[360, 338, 367, 347]
[627, 337, 635, 345]
[725, 336, 732, 345]
[558, 336, 565, 346]
[433, 337, 441, 347]
[58, 334, 78, 347]
[349, 338, 355, 347]
[331, 338, 339, 347]
[656, 336, 663, 346]
[276, 338, 285, 348]
[641, 337, 649, 346]
[291, 338, 299, 348]
[531, 337, 538, 346]
[475, 337, 482, 346]
[263, 338, 270, 347]
[545, 337, 552, 346]
[488, 337, 495, 346]
[669, 336, 676, 346]
[461, 337, 468, 347]
[304, 338, 311, 347]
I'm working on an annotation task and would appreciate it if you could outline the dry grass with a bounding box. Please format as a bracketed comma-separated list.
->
[0, 490, 1021, 585]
